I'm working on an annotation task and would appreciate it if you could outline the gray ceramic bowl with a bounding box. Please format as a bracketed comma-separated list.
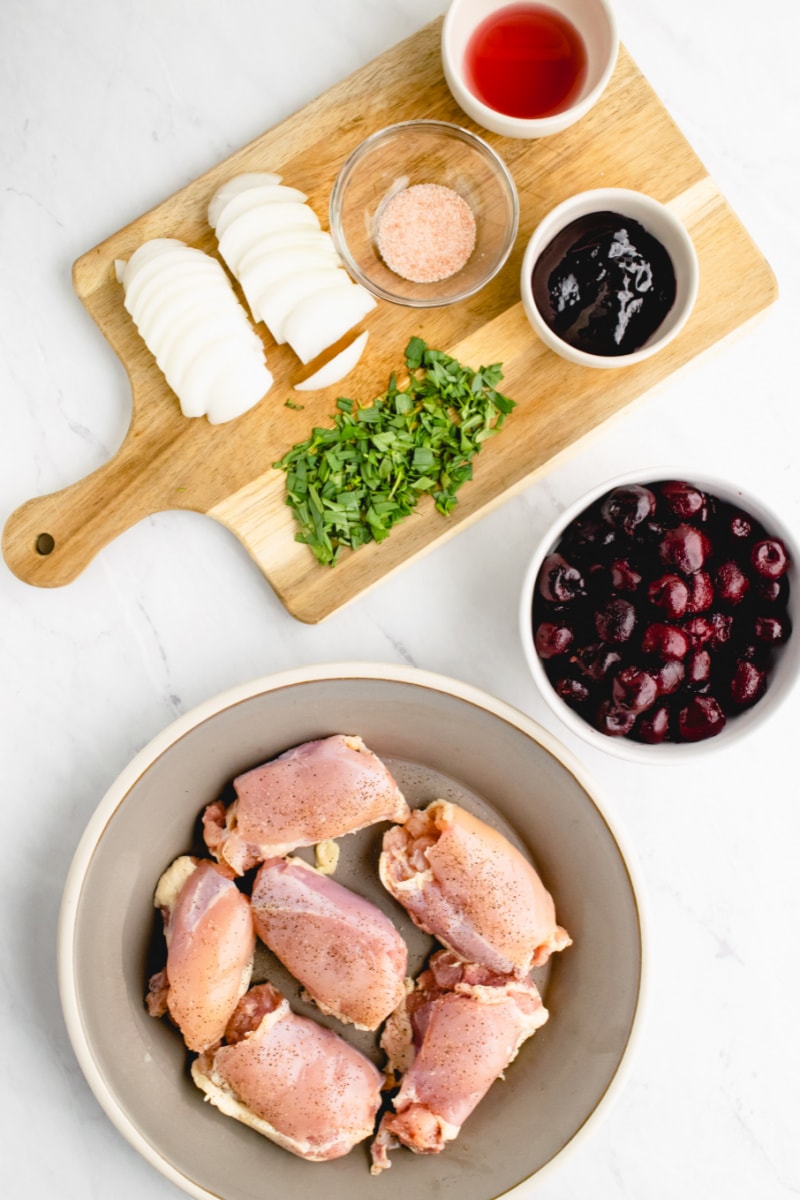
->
[59, 663, 644, 1200]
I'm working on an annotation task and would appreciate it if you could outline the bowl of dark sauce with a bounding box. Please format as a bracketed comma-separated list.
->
[520, 188, 699, 367]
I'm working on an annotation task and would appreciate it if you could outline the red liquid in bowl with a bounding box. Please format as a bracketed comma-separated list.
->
[464, 3, 588, 119]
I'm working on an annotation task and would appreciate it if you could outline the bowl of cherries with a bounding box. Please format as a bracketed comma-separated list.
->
[519, 471, 798, 759]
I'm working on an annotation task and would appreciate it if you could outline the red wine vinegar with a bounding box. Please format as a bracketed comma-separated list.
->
[465, 3, 588, 119]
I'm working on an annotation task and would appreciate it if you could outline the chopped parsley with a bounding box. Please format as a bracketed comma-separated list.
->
[273, 337, 515, 566]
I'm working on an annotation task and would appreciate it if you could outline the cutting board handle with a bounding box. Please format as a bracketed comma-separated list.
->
[3, 434, 172, 587]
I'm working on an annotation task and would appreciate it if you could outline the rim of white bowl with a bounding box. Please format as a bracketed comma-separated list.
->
[441, 0, 620, 139]
[57, 660, 649, 1200]
[518, 470, 800, 762]
[519, 188, 700, 368]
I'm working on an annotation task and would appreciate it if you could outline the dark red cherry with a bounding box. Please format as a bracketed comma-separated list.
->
[600, 485, 656, 535]
[754, 577, 785, 604]
[611, 666, 659, 713]
[659, 524, 710, 574]
[686, 648, 712, 688]
[751, 539, 789, 580]
[572, 643, 623, 680]
[534, 621, 574, 658]
[642, 622, 689, 660]
[648, 573, 690, 619]
[654, 658, 685, 695]
[715, 561, 750, 605]
[594, 598, 636, 644]
[754, 614, 791, 645]
[684, 615, 714, 647]
[687, 571, 714, 612]
[709, 612, 733, 649]
[729, 659, 767, 707]
[610, 558, 643, 592]
[677, 695, 727, 741]
[555, 676, 591, 705]
[659, 480, 705, 519]
[596, 701, 637, 737]
[537, 553, 585, 603]
[636, 704, 671, 744]
[728, 510, 753, 541]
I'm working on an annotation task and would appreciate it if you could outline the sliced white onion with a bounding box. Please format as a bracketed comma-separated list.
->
[207, 172, 283, 228]
[133, 280, 233, 354]
[238, 230, 337, 277]
[213, 184, 308, 238]
[294, 331, 369, 391]
[217, 204, 321, 275]
[120, 238, 191, 291]
[176, 337, 263, 419]
[240, 248, 342, 321]
[119, 237, 272, 422]
[282, 283, 377, 364]
[205, 354, 275, 425]
[126, 264, 228, 335]
[254, 268, 352, 343]
[123, 249, 220, 313]
[159, 310, 263, 383]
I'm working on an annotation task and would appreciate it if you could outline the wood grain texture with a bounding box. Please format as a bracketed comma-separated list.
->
[3, 19, 777, 620]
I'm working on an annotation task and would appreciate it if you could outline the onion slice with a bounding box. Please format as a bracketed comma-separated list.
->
[282, 284, 377, 364]
[250, 267, 351, 340]
[207, 173, 283, 228]
[213, 185, 308, 238]
[294, 331, 369, 391]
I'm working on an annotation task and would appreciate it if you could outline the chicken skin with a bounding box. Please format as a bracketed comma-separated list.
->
[192, 983, 383, 1162]
[145, 856, 255, 1053]
[379, 800, 571, 977]
[371, 950, 548, 1173]
[250, 856, 408, 1030]
[203, 735, 409, 875]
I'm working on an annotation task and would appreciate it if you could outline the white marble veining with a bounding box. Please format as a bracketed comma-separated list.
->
[2, 0, 799, 1196]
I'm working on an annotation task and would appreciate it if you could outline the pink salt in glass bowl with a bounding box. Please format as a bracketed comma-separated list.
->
[329, 120, 519, 307]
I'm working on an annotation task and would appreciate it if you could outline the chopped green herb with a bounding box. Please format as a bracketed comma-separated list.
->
[273, 338, 515, 566]
[284, 398, 305, 410]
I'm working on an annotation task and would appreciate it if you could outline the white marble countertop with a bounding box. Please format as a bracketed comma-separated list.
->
[2, 0, 799, 1196]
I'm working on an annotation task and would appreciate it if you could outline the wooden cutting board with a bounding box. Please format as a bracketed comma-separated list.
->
[2, 17, 777, 622]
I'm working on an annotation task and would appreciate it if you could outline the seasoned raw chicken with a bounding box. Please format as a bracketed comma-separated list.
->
[203, 734, 409, 875]
[371, 950, 549, 1173]
[145, 856, 255, 1053]
[379, 800, 571, 976]
[251, 856, 407, 1030]
[192, 983, 383, 1162]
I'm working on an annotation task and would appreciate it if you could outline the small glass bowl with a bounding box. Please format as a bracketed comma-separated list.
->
[329, 120, 519, 308]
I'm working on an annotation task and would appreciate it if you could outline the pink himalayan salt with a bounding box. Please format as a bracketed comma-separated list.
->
[375, 183, 477, 284]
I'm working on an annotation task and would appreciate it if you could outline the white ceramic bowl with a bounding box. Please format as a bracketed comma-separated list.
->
[520, 188, 700, 367]
[59, 662, 643, 1200]
[329, 120, 519, 307]
[442, 0, 619, 139]
[519, 471, 799, 762]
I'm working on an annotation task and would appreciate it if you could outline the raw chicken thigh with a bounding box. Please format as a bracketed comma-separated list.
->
[251, 856, 408, 1030]
[203, 734, 409, 874]
[145, 857, 255, 1052]
[371, 950, 548, 1172]
[192, 983, 383, 1162]
[379, 800, 571, 976]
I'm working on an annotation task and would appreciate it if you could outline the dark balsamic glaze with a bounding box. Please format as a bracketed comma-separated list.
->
[532, 211, 677, 357]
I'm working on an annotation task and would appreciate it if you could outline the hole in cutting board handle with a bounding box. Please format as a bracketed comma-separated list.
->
[35, 533, 55, 556]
